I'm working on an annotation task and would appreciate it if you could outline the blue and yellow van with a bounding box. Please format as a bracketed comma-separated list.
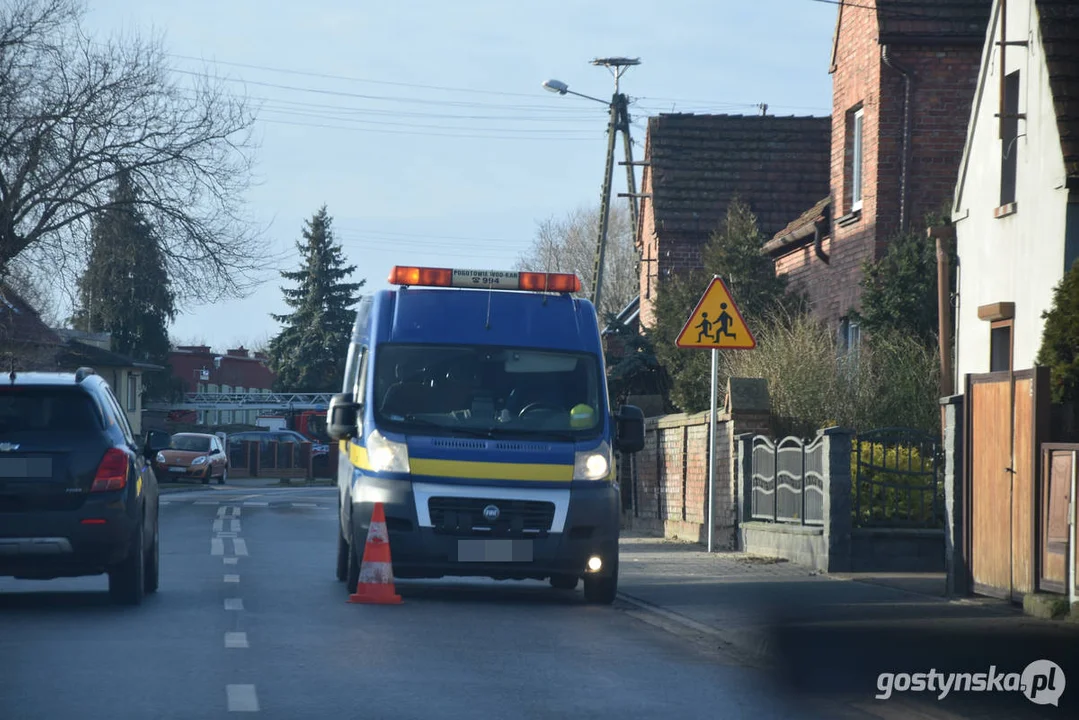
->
[327, 265, 645, 604]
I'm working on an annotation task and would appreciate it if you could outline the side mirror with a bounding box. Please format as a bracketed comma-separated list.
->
[327, 393, 359, 441]
[613, 404, 645, 454]
[145, 430, 170, 454]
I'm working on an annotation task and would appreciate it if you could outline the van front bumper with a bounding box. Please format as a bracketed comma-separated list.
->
[348, 475, 619, 581]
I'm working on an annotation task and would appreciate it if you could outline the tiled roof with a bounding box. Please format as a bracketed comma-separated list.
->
[877, 1, 993, 41]
[1037, 0, 1079, 179]
[644, 113, 831, 241]
[771, 197, 832, 243]
[0, 282, 62, 347]
[55, 340, 163, 371]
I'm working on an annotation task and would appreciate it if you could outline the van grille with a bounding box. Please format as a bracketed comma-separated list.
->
[428, 496, 555, 536]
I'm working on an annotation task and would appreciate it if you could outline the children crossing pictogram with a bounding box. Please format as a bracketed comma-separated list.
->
[675, 277, 756, 350]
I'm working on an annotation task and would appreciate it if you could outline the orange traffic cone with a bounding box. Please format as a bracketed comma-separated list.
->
[348, 502, 403, 605]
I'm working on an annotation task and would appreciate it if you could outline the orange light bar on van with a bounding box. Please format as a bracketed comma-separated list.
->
[387, 266, 582, 294]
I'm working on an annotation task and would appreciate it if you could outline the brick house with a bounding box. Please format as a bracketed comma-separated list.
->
[168, 345, 276, 425]
[765, 0, 993, 344]
[634, 113, 832, 328]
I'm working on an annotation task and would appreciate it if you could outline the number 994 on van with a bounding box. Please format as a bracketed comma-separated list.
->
[327, 265, 646, 604]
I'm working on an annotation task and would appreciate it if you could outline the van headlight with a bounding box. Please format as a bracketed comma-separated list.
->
[574, 442, 612, 481]
[366, 430, 410, 474]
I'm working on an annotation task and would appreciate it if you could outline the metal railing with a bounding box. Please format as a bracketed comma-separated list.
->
[750, 434, 825, 526]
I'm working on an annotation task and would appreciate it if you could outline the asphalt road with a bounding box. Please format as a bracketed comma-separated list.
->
[0, 486, 887, 720]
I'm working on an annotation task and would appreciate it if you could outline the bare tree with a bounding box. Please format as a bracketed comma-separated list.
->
[0, 247, 59, 325]
[0, 0, 264, 303]
[517, 203, 638, 319]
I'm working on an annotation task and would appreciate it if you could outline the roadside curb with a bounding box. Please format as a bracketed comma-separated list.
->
[616, 591, 770, 666]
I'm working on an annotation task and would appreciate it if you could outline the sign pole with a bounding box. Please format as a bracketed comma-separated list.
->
[673, 275, 756, 556]
[708, 346, 717, 553]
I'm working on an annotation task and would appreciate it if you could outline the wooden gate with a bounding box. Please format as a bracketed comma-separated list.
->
[1040, 444, 1077, 594]
[963, 368, 1050, 601]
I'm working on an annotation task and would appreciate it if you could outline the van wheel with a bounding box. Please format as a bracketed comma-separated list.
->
[336, 530, 348, 581]
[346, 534, 361, 594]
[108, 523, 146, 606]
[583, 556, 618, 605]
[550, 574, 579, 590]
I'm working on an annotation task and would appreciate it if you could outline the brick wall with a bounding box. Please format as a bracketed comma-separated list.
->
[772, 13, 984, 328]
[621, 408, 770, 547]
[881, 44, 983, 230]
[825, 2, 884, 323]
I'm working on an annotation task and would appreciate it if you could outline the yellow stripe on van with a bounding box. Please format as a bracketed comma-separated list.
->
[410, 458, 573, 482]
[346, 441, 573, 481]
[348, 442, 369, 469]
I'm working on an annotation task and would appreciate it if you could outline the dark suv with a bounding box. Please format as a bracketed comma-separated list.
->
[0, 368, 169, 605]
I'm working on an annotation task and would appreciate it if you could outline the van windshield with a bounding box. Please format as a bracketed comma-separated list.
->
[374, 344, 604, 440]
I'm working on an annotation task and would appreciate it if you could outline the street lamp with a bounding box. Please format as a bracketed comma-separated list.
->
[542, 58, 641, 316]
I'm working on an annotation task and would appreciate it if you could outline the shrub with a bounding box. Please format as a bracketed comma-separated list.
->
[722, 307, 941, 436]
[850, 440, 942, 527]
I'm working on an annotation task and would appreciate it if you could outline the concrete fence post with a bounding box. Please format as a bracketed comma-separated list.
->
[736, 433, 755, 527]
[820, 426, 855, 572]
[941, 394, 967, 597]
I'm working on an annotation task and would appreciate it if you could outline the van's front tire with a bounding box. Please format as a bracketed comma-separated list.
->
[335, 531, 348, 582]
[346, 534, 361, 594]
[583, 556, 618, 605]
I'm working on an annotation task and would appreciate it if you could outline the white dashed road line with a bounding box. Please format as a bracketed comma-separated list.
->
[233, 538, 248, 556]
[226, 685, 259, 712]
[225, 632, 249, 649]
[291, 502, 318, 508]
[197, 500, 220, 506]
[213, 518, 224, 532]
[243, 501, 269, 507]
[217, 532, 238, 538]
[229, 519, 241, 533]
[224, 557, 238, 565]
[217, 506, 228, 516]
[211, 538, 224, 556]
[224, 573, 240, 583]
[225, 598, 244, 611]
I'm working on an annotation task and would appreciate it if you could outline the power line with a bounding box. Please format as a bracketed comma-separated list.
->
[257, 107, 599, 134]
[166, 52, 545, 99]
[171, 68, 609, 112]
[258, 117, 600, 140]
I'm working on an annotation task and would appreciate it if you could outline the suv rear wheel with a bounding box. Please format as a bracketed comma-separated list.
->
[144, 515, 160, 594]
[108, 522, 146, 605]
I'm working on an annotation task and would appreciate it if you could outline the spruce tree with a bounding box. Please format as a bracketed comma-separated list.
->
[70, 170, 176, 399]
[1036, 260, 1079, 406]
[267, 206, 365, 392]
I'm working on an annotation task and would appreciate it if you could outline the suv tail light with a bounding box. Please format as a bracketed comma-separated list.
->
[91, 448, 129, 492]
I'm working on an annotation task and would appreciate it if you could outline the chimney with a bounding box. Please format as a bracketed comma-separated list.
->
[226, 346, 250, 358]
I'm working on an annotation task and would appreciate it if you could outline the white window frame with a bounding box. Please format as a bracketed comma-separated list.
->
[851, 108, 864, 212]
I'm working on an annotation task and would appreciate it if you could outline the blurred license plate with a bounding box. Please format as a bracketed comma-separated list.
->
[0, 458, 52, 478]
[457, 539, 533, 562]
[169, 466, 186, 473]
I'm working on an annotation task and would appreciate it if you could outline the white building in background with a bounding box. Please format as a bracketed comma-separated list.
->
[952, 0, 1079, 383]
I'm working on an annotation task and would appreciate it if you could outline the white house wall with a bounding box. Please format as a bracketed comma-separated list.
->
[954, 0, 1071, 383]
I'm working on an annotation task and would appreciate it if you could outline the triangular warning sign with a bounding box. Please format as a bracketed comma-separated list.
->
[675, 277, 757, 350]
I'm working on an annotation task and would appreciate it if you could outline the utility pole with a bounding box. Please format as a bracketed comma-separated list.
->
[590, 57, 640, 316]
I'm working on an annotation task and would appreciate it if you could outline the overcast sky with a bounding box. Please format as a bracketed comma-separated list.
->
[80, 0, 837, 350]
